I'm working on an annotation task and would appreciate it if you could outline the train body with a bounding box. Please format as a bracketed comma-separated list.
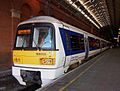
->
[12, 16, 109, 86]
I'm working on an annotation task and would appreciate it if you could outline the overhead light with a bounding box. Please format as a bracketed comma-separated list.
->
[91, 9, 95, 12]
[78, 0, 102, 27]
[87, 5, 93, 9]
[83, 0, 90, 5]
[114, 37, 118, 39]
[94, 3, 97, 6]
[72, 3, 78, 8]
[66, 0, 100, 28]
[90, 0, 95, 3]
[67, 0, 73, 4]
[119, 28, 120, 31]
[100, 13, 103, 15]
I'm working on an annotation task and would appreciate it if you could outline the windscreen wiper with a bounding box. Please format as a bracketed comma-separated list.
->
[21, 37, 25, 49]
[33, 39, 41, 50]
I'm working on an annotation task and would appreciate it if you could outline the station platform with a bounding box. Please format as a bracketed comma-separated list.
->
[39, 48, 120, 91]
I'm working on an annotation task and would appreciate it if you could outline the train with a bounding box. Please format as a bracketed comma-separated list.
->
[12, 16, 109, 86]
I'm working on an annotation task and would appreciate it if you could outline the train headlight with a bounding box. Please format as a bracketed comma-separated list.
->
[40, 58, 55, 65]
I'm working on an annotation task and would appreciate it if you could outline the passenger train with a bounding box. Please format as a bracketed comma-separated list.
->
[12, 16, 109, 86]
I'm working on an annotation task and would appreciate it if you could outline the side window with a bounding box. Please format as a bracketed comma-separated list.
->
[88, 36, 97, 50]
[79, 35, 84, 50]
[70, 35, 80, 50]
[69, 33, 84, 51]
[59, 27, 85, 55]
[88, 37, 100, 50]
[65, 32, 71, 49]
[88, 36, 94, 50]
[101, 41, 106, 48]
[96, 39, 100, 49]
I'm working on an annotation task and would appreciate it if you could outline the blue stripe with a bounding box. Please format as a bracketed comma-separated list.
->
[59, 28, 85, 56]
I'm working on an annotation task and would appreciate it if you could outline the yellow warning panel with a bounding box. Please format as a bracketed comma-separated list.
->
[13, 50, 56, 65]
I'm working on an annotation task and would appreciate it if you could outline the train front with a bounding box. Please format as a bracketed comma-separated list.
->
[12, 23, 57, 86]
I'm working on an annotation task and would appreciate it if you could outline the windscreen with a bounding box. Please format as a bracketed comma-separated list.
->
[15, 23, 55, 50]
[16, 29, 31, 47]
[33, 27, 54, 49]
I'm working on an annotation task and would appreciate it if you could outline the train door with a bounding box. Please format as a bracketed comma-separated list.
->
[84, 34, 89, 59]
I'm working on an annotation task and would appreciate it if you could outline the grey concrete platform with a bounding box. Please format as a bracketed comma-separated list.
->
[39, 48, 120, 91]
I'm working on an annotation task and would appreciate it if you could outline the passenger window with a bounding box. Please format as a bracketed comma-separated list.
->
[88, 37, 100, 50]
[95, 39, 100, 49]
[70, 35, 80, 50]
[69, 34, 84, 51]
[79, 36, 84, 50]
[65, 32, 71, 49]
[88, 37, 95, 50]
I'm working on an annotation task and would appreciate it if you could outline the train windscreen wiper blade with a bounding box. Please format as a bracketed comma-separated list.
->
[21, 37, 25, 49]
[33, 39, 41, 50]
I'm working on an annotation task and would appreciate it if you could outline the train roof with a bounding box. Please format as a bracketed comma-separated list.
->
[18, 16, 60, 25]
[18, 16, 109, 42]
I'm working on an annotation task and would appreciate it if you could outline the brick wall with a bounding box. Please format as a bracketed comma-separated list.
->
[0, 0, 12, 65]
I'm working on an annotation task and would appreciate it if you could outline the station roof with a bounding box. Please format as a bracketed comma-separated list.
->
[54, 0, 120, 39]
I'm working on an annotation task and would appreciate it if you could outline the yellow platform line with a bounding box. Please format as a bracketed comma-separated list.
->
[59, 53, 106, 91]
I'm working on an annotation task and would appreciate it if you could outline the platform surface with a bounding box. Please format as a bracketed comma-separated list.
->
[40, 48, 120, 91]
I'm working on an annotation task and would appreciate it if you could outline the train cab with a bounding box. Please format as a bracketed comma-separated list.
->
[12, 16, 66, 86]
